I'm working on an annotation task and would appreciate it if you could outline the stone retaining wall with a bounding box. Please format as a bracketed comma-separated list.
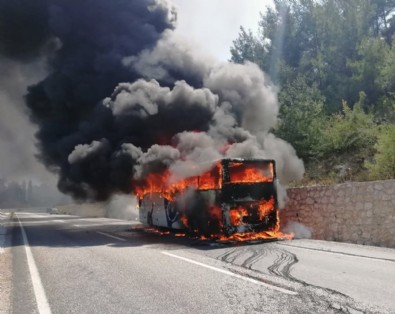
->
[281, 180, 395, 248]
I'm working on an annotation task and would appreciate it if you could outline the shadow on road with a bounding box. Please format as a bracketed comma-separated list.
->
[4, 214, 282, 252]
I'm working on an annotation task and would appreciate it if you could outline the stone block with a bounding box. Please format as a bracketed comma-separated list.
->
[374, 183, 383, 190]
[364, 203, 373, 210]
[306, 197, 314, 205]
[356, 202, 364, 210]
[285, 180, 395, 248]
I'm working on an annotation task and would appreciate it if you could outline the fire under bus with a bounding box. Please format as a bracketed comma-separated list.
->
[137, 159, 291, 241]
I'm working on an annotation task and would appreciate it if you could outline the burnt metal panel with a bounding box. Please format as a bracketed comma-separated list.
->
[221, 182, 276, 202]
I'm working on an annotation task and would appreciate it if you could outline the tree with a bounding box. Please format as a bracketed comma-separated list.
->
[230, 0, 395, 111]
[371, 0, 395, 42]
[231, 0, 318, 83]
[366, 124, 395, 179]
[348, 37, 389, 107]
[230, 26, 267, 69]
[319, 96, 378, 179]
[379, 37, 395, 93]
[230, 0, 395, 182]
[275, 75, 326, 161]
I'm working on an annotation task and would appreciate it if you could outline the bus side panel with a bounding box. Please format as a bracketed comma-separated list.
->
[139, 193, 184, 229]
[181, 190, 223, 236]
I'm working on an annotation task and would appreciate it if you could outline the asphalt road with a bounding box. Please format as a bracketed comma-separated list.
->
[3, 210, 395, 314]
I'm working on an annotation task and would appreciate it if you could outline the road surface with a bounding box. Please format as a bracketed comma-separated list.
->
[1, 210, 395, 313]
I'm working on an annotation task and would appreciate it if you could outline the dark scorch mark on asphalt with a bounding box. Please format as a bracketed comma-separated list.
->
[216, 245, 299, 281]
[214, 244, 384, 314]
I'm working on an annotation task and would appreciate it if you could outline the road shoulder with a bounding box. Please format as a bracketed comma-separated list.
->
[0, 212, 12, 314]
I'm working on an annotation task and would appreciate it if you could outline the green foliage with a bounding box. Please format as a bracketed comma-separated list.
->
[377, 95, 395, 123]
[275, 76, 326, 160]
[321, 97, 377, 157]
[316, 97, 378, 181]
[230, 0, 395, 181]
[348, 37, 389, 106]
[230, 0, 395, 111]
[230, 27, 266, 69]
[379, 37, 395, 92]
[366, 124, 395, 179]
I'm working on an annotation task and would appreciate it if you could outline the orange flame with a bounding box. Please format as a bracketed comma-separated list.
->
[227, 161, 274, 183]
[218, 210, 294, 242]
[258, 197, 275, 220]
[180, 215, 189, 228]
[229, 207, 249, 226]
[136, 160, 293, 242]
[133, 162, 222, 201]
[229, 197, 275, 227]
[218, 230, 293, 242]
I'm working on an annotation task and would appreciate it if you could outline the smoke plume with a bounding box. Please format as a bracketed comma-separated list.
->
[0, 58, 54, 182]
[282, 221, 312, 239]
[105, 195, 139, 221]
[0, 0, 304, 201]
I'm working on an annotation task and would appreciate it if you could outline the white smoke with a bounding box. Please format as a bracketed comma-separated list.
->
[122, 30, 305, 186]
[123, 29, 215, 83]
[282, 221, 312, 239]
[68, 139, 111, 165]
[105, 194, 139, 220]
[275, 182, 288, 209]
[0, 58, 55, 183]
[205, 61, 279, 135]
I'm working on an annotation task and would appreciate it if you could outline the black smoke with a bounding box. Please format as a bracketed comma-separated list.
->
[1, 0, 180, 199]
[0, 0, 50, 61]
[0, 0, 304, 201]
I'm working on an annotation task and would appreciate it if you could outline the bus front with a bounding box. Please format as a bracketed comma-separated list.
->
[220, 159, 279, 236]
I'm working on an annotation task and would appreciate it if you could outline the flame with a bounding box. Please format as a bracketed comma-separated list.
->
[222, 210, 294, 242]
[133, 162, 222, 201]
[136, 160, 293, 242]
[229, 207, 249, 226]
[229, 198, 275, 227]
[145, 228, 171, 235]
[227, 161, 274, 183]
[258, 197, 275, 220]
[180, 215, 189, 228]
[218, 230, 294, 242]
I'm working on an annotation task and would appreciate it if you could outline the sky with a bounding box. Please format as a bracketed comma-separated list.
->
[173, 0, 274, 61]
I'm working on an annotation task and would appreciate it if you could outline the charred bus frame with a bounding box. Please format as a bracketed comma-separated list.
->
[138, 158, 279, 237]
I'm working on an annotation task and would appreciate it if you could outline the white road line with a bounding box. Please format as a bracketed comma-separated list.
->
[72, 223, 127, 228]
[96, 231, 126, 242]
[16, 214, 52, 314]
[71, 224, 87, 228]
[161, 251, 298, 296]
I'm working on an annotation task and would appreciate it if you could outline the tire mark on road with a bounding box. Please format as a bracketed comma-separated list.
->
[216, 245, 298, 281]
[267, 250, 299, 281]
[215, 245, 379, 314]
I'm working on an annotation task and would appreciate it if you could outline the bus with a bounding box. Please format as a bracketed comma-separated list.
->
[138, 158, 279, 237]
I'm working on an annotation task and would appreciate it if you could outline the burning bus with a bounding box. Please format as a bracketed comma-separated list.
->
[137, 158, 290, 241]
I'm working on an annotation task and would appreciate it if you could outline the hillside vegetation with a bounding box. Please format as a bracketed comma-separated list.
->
[231, 0, 395, 184]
